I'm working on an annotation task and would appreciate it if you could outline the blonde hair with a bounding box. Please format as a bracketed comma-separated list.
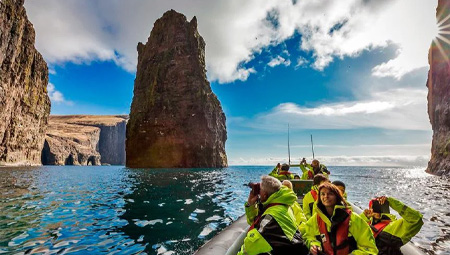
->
[261, 175, 281, 196]
[282, 180, 293, 190]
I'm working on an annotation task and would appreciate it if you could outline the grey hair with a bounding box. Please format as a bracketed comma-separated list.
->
[282, 180, 293, 190]
[261, 175, 281, 196]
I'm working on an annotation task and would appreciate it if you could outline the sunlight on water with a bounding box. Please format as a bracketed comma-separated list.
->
[0, 166, 448, 254]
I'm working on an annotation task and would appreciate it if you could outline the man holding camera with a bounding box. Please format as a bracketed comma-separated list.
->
[300, 158, 330, 180]
[361, 196, 423, 255]
[239, 175, 308, 255]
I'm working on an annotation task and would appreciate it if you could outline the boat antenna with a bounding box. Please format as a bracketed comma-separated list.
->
[288, 124, 291, 166]
[310, 134, 315, 159]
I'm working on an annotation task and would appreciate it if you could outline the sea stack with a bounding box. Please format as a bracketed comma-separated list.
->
[426, 0, 450, 176]
[126, 10, 227, 168]
[0, 0, 51, 165]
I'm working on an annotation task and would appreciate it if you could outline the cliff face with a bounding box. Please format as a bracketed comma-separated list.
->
[126, 10, 227, 168]
[427, 0, 450, 176]
[0, 0, 51, 166]
[97, 121, 126, 165]
[42, 115, 127, 165]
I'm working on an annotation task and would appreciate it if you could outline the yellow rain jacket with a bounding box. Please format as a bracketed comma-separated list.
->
[303, 204, 378, 255]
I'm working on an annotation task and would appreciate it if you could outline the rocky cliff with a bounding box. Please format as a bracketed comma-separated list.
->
[42, 115, 127, 165]
[427, 0, 450, 176]
[126, 10, 227, 168]
[0, 0, 51, 166]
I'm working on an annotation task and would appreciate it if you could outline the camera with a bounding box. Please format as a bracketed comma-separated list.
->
[245, 182, 260, 196]
[371, 199, 390, 214]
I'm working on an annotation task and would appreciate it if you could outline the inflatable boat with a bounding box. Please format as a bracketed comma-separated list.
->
[194, 180, 424, 255]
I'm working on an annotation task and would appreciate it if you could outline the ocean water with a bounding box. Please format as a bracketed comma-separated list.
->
[0, 166, 448, 255]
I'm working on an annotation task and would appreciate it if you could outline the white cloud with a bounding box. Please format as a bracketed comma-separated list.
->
[24, 0, 438, 83]
[268, 55, 291, 67]
[229, 155, 429, 167]
[295, 56, 309, 69]
[245, 88, 430, 130]
[47, 83, 73, 106]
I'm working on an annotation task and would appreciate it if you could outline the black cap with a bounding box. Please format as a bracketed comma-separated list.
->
[281, 163, 290, 171]
[332, 180, 346, 188]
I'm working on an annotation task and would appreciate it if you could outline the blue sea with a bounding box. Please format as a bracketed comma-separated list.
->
[0, 166, 449, 254]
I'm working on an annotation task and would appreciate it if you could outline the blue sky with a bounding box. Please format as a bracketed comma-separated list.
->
[25, 0, 441, 166]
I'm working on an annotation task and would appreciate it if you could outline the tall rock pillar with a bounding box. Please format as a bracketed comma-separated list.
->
[0, 0, 51, 165]
[427, 0, 450, 175]
[126, 10, 227, 168]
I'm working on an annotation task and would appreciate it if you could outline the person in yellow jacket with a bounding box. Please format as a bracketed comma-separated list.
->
[303, 182, 378, 255]
[238, 175, 308, 255]
[282, 180, 307, 229]
[269, 163, 281, 177]
[303, 174, 329, 220]
[268, 163, 294, 181]
[300, 158, 330, 180]
[361, 196, 423, 255]
[332, 180, 348, 200]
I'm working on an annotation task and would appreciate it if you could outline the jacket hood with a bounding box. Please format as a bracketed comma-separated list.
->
[262, 186, 297, 207]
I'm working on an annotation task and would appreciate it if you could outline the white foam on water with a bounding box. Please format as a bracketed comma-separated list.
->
[206, 215, 222, 221]
[158, 203, 165, 207]
[193, 209, 205, 213]
[135, 219, 163, 227]
[155, 244, 175, 255]
[188, 213, 198, 222]
[184, 199, 193, 205]
[198, 223, 218, 239]
[156, 245, 167, 254]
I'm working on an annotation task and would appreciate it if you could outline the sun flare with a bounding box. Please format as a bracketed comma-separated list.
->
[433, 10, 450, 62]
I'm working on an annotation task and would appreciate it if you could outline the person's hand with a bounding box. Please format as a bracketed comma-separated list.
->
[364, 209, 373, 218]
[247, 190, 258, 206]
[310, 245, 320, 255]
[376, 196, 387, 205]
